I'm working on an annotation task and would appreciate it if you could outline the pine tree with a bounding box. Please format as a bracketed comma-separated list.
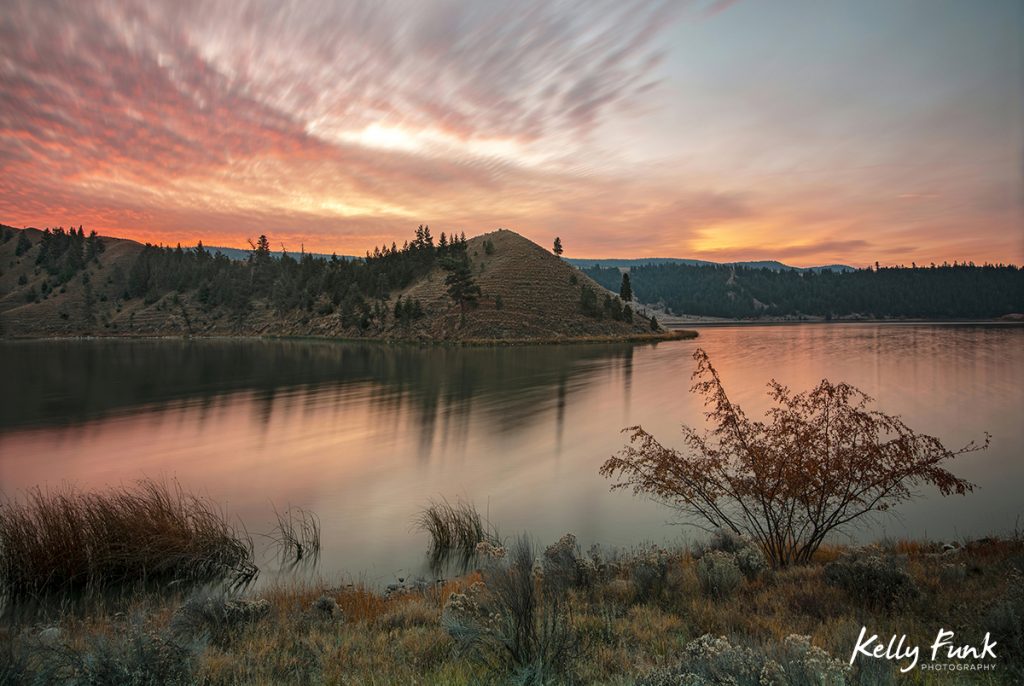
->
[15, 230, 32, 256]
[620, 272, 633, 302]
[441, 254, 481, 318]
[553, 236, 563, 256]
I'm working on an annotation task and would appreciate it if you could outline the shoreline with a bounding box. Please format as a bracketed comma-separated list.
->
[663, 316, 1023, 328]
[0, 329, 699, 346]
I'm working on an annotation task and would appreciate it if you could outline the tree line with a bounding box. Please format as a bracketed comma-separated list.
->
[582, 262, 1023, 319]
[2, 223, 476, 332]
[120, 225, 472, 330]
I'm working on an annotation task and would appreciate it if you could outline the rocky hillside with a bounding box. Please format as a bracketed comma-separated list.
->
[0, 225, 689, 343]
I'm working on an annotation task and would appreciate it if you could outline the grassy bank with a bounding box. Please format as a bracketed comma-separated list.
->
[2, 532, 1021, 685]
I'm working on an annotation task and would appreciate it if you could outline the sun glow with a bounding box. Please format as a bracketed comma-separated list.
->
[327, 122, 553, 169]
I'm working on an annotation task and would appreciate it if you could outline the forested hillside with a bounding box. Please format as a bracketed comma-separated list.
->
[0, 225, 665, 341]
[582, 262, 1023, 319]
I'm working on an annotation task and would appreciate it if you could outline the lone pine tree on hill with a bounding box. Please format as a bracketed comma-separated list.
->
[552, 236, 563, 256]
[441, 253, 482, 318]
[620, 273, 633, 302]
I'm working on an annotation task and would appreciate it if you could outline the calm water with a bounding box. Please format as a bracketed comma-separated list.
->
[1, 324, 1021, 584]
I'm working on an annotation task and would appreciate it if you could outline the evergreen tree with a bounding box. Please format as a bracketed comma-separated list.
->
[579, 285, 600, 318]
[553, 236, 563, 256]
[441, 253, 481, 317]
[15, 230, 32, 256]
[620, 272, 633, 302]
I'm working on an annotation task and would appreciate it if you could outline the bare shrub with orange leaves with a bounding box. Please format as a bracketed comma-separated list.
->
[600, 348, 988, 568]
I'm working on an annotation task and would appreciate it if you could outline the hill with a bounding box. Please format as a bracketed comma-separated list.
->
[0, 225, 685, 343]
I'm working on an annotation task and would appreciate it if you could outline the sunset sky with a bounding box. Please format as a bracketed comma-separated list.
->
[1, 0, 1021, 266]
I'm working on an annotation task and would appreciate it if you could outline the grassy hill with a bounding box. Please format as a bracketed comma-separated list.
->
[0, 225, 690, 343]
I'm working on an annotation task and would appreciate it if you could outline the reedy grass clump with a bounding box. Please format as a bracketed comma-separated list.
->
[267, 506, 321, 569]
[0, 480, 256, 605]
[415, 498, 499, 572]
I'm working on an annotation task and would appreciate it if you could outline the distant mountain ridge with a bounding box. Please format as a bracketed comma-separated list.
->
[205, 247, 853, 273]
[203, 245, 358, 262]
[566, 257, 854, 273]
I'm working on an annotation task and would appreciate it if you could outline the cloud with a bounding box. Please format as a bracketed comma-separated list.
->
[0, 0, 1019, 266]
[0, 0, 688, 252]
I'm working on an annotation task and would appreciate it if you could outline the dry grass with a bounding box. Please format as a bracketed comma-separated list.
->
[0, 479, 256, 605]
[266, 506, 320, 569]
[2, 535, 1021, 684]
[414, 498, 499, 573]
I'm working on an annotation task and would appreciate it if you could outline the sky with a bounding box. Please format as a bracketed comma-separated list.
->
[1, 0, 1021, 266]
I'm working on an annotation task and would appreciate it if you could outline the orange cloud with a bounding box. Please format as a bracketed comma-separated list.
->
[0, 0, 1020, 267]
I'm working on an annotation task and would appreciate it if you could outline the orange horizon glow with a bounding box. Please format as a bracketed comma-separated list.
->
[1, 1, 1021, 269]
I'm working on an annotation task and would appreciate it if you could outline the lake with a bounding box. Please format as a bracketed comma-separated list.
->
[1, 323, 1021, 585]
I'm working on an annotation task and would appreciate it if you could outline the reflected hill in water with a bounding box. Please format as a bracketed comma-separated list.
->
[0, 339, 640, 441]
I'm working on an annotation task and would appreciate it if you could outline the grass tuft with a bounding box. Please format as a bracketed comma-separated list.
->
[0, 479, 257, 605]
[266, 506, 321, 569]
[414, 498, 499, 573]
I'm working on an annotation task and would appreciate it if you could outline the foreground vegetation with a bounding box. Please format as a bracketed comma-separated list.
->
[1, 531, 1021, 685]
[0, 481, 257, 604]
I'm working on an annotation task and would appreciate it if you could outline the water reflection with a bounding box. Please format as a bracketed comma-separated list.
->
[0, 339, 641, 454]
[1, 324, 1021, 584]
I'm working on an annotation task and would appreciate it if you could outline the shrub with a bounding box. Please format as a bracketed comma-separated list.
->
[542, 533, 597, 594]
[601, 349, 986, 567]
[24, 619, 199, 686]
[629, 547, 671, 603]
[702, 530, 767, 581]
[823, 554, 919, 608]
[734, 546, 768, 582]
[312, 593, 344, 620]
[987, 569, 1024, 678]
[442, 535, 576, 684]
[638, 633, 849, 686]
[696, 550, 743, 599]
[171, 592, 270, 647]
